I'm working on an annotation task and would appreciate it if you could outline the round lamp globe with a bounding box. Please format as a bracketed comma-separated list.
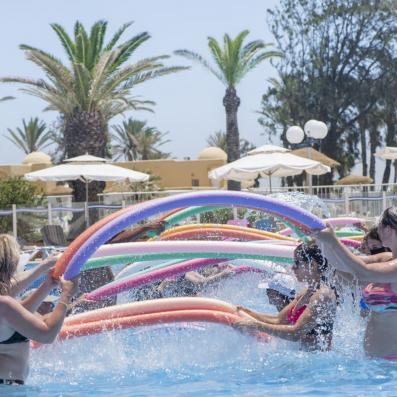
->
[286, 126, 304, 144]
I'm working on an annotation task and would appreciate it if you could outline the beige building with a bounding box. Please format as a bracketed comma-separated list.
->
[0, 147, 227, 197]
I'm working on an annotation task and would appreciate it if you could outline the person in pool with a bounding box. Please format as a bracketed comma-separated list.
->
[262, 273, 296, 312]
[234, 243, 337, 351]
[0, 234, 79, 385]
[69, 221, 168, 311]
[157, 265, 236, 297]
[107, 221, 167, 244]
[360, 226, 391, 256]
[312, 207, 397, 359]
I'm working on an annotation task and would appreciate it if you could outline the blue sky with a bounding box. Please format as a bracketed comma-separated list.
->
[0, 0, 280, 164]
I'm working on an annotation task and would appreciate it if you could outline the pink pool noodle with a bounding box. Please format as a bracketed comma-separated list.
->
[85, 258, 225, 300]
[90, 241, 295, 260]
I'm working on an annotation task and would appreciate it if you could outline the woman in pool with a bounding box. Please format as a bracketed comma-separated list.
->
[235, 243, 337, 351]
[0, 234, 79, 384]
[157, 265, 236, 297]
[313, 207, 397, 358]
[360, 225, 391, 256]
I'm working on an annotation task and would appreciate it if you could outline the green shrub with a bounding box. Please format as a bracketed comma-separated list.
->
[0, 177, 44, 242]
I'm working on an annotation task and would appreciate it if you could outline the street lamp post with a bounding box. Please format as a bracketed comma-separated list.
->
[286, 120, 328, 193]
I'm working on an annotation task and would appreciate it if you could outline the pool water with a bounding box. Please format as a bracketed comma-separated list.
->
[6, 273, 397, 397]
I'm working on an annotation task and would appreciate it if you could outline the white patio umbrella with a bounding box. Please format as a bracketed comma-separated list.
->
[208, 150, 330, 192]
[25, 154, 150, 202]
[374, 147, 397, 160]
[247, 144, 290, 155]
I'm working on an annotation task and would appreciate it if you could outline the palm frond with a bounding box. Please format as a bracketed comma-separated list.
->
[50, 24, 76, 62]
[5, 132, 29, 153]
[224, 31, 249, 85]
[177, 31, 279, 88]
[20, 87, 73, 114]
[122, 66, 189, 89]
[72, 62, 90, 109]
[88, 50, 118, 109]
[1, 76, 59, 94]
[174, 49, 224, 83]
[24, 50, 73, 91]
[88, 20, 108, 68]
[207, 37, 228, 83]
[104, 21, 133, 51]
[5, 117, 51, 154]
[111, 32, 151, 71]
[4, 21, 184, 122]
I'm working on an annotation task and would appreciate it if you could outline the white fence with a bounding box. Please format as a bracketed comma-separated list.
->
[1, 185, 396, 242]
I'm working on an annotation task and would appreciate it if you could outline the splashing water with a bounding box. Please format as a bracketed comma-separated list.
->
[8, 194, 394, 396]
[8, 272, 397, 397]
[268, 192, 331, 219]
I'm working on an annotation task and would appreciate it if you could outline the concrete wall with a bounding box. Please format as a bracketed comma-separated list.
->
[115, 159, 225, 189]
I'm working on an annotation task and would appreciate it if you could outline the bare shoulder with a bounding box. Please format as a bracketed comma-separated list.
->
[0, 295, 15, 316]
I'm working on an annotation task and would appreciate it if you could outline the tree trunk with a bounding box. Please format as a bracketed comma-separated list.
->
[359, 120, 368, 176]
[223, 86, 241, 191]
[318, 120, 338, 185]
[394, 161, 397, 183]
[383, 160, 392, 185]
[64, 109, 107, 202]
[382, 113, 397, 185]
[369, 128, 378, 183]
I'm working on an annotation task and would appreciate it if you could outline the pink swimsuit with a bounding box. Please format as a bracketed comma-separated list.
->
[362, 283, 397, 312]
[287, 305, 307, 324]
[362, 283, 397, 360]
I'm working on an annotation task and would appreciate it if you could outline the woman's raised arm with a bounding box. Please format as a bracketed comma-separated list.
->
[0, 276, 78, 344]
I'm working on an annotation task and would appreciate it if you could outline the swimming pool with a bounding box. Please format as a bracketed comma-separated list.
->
[7, 273, 397, 397]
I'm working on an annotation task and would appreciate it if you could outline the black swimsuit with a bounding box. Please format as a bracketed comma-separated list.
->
[0, 332, 29, 385]
[0, 332, 29, 344]
[306, 321, 334, 337]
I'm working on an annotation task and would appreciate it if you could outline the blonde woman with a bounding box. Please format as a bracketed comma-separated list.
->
[0, 234, 79, 384]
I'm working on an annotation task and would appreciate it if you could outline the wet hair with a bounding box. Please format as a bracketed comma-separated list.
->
[379, 207, 397, 230]
[294, 242, 328, 274]
[265, 289, 294, 311]
[0, 234, 20, 295]
[364, 226, 381, 242]
[294, 241, 339, 303]
[361, 226, 390, 254]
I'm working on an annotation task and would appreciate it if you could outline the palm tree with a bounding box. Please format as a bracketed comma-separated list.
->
[206, 130, 255, 157]
[206, 130, 226, 151]
[1, 20, 186, 201]
[112, 118, 170, 161]
[5, 117, 51, 154]
[176, 30, 280, 190]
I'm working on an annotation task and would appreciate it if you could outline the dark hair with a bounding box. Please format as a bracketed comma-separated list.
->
[365, 226, 381, 241]
[266, 289, 294, 308]
[379, 207, 397, 230]
[294, 242, 340, 304]
[294, 242, 328, 274]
